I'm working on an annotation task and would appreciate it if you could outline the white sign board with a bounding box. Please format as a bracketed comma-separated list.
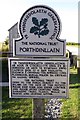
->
[13, 5, 66, 57]
[8, 58, 69, 98]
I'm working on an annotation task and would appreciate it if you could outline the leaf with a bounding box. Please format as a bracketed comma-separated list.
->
[39, 29, 49, 36]
[32, 17, 39, 26]
[30, 26, 39, 33]
[44, 23, 48, 29]
[34, 31, 39, 35]
[40, 18, 48, 26]
[30, 17, 49, 38]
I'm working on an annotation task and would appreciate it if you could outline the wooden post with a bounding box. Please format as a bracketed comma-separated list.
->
[32, 98, 45, 119]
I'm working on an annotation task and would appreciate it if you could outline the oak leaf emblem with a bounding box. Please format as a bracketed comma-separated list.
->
[30, 17, 49, 38]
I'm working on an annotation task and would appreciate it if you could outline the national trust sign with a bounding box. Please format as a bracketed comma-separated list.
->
[13, 5, 66, 57]
[9, 5, 69, 98]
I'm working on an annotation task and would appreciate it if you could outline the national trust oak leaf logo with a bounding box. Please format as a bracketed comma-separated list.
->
[30, 17, 49, 38]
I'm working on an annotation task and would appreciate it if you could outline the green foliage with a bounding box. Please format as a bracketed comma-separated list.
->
[66, 42, 80, 47]
[60, 68, 80, 119]
[2, 45, 9, 52]
[61, 88, 79, 120]
[4, 37, 9, 46]
[2, 87, 32, 119]
[0, 37, 9, 52]
[30, 17, 49, 38]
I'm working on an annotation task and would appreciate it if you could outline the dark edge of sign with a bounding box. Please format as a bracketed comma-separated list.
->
[67, 60, 69, 98]
[10, 59, 13, 98]
[10, 96, 68, 99]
